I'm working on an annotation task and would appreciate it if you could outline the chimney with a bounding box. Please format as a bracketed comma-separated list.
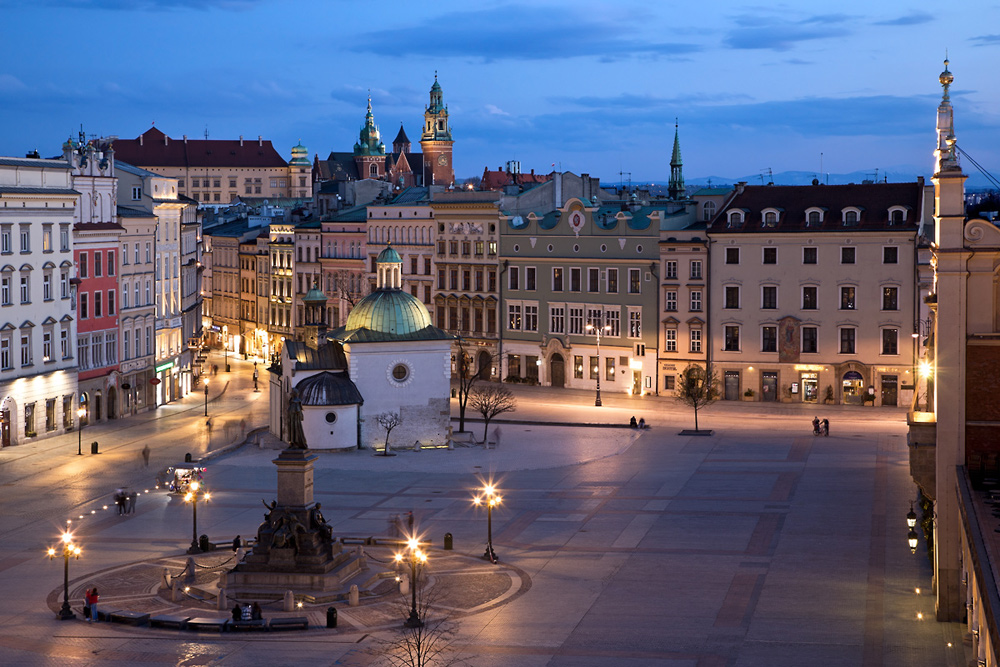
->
[240, 135, 244, 146]
[139, 133, 143, 147]
[183, 135, 187, 143]
[258, 136, 263, 146]
[736, 181, 746, 195]
[164, 135, 168, 146]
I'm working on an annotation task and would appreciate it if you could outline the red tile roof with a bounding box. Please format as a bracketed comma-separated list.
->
[480, 167, 552, 191]
[112, 127, 288, 169]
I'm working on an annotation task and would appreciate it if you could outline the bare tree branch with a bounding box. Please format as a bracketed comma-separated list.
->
[675, 364, 719, 432]
[469, 384, 516, 444]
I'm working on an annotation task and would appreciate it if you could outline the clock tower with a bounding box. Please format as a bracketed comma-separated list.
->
[419, 74, 454, 186]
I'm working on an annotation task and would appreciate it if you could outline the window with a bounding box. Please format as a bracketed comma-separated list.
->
[890, 209, 905, 224]
[61, 329, 69, 358]
[762, 285, 777, 309]
[524, 304, 538, 332]
[507, 304, 521, 330]
[807, 210, 822, 227]
[462, 241, 471, 257]
[134, 282, 141, 306]
[840, 327, 856, 354]
[80, 293, 88, 318]
[60, 225, 69, 251]
[840, 286, 856, 310]
[690, 260, 702, 279]
[508, 267, 519, 291]
[605, 357, 615, 381]
[761, 325, 778, 352]
[605, 309, 620, 337]
[665, 328, 677, 352]
[42, 225, 52, 252]
[79, 252, 88, 278]
[690, 328, 702, 353]
[474, 241, 484, 256]
[552, 268, 564, 292]
[588, 268, 600, 292]
[628, 309, 641, 338]
[60, 270, 68, 298]
[94, 291, 102, 318]
[607, 268, 618, 294]
[0, 275, 8, 305]
[437, 269, 445, 290]
[665, 290, 677, 312]
[726, 248, 740, 264]
[488, 240, 497, 256]
[724, 325, 740, 351]
[0, 226, 9, 253]
[762, 211, 777, 228]
[42, 273, 51, 301]
[123, 329, 130, 360]
[449, 240, 458, 256]
[665, 260, 677, 279]
[488, 271, 497, 292]
[20, 333, 31, 366]
[145, 243, 151, 262]
[690, 290, 702, 311]
[550, 306, 565, 334]
[882, 287, 898, 311]
[589, 356, 599, 380]
[449, 269, 458, 290]
[841, 247, 856, 264]
[106, 332, 117, 364]
[20, 225, 30, 252]
[803, 247, 817, 264]
[703, 201, 716, 221]
[570, 268, 581, 292]
[628, 268, 641, 294]
[883, 247, 898, 264]
[568, 307, 584, 335]
[94, 251, 102, 277]
[574, 355, 584, 379]
[725, 285, 740, 309]
[844, 210, 859, 226]
[802, 286, 818, 310]
[0, 337, 8, 369]
[882, 328, 898, 355]
[19, 274, 29, 303]
[525, 267, 536, 291]
[802, 326, 818, 353]
[728, 211, 744, 227]
[108, 290, 115, 315]
[42, 331, 51, 361]
[131, 185, 142, 200]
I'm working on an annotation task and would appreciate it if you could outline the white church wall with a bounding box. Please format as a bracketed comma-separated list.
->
[302, 404, 357, 450]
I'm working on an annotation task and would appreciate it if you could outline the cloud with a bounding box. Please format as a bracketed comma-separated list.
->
[350, 6, 701, 62]
[873, 11, 933, 26]
[971, 34, 1000, 46]
[485, 104, 510, 117]
[724, 12, 852, 51]
[0, 74, 27, 93]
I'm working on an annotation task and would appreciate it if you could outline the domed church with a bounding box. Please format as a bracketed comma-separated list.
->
[271, 245, 453, 450]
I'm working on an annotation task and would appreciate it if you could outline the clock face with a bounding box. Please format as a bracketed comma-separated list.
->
[437, 154, 448, 166]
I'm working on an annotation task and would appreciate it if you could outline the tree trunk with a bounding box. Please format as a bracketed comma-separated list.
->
[458, 392, 467, 432]
[693, 403, 699, 432]
[482, 418, 491, 445]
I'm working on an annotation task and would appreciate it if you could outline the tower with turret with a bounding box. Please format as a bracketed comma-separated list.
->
[354, 97, 386, 180]
[668, 122, 685, 201]
[419, 74, 454, 186]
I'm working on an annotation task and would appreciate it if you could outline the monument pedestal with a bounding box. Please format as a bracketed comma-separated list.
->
[273, 448, 317, 507]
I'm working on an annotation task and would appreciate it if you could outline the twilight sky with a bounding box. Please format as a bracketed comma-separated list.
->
[1, 0, 998, 184]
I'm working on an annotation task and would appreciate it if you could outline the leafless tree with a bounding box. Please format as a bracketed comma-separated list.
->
[675, 364, 719, 432]
[469, 384, 516, 444]
[455, 340, 491, 434]
[376, 411, 402, 455]
[334, 269, 369, 308]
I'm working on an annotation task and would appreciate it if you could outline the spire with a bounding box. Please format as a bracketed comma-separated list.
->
[935, 57, 960, 174]
[668, 119, 686, 200]
[354, 93, 385, 157]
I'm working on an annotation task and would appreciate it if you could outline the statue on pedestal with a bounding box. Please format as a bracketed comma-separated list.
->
[287, 390, 307, 449]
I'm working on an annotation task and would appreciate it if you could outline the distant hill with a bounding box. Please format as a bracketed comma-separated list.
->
[685, 168, 997, 191]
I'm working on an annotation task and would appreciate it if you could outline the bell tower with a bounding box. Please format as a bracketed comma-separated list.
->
[419, 73, 454, 186]
[668, 120, 685, 201]
[354, 95, 386, 181]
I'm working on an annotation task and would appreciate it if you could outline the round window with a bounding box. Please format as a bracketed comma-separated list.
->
[636, 244, 643, 253]
[547, 244, 554, 252]
[573, 244, 580, 252]
[600, 244, 607, 252]
[392, 364, 409, 382]
[513, 244, 520, 253]
[325, 412, 337, 424]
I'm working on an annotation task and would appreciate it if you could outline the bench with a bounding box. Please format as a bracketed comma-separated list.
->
[186, 616, 229, 632]
[229, 619, 268, 631]
[268, 616, 309, 631]
[95, 608, 121, 622]
[110, 610, 150, 626]
[150, 613, 191, 629]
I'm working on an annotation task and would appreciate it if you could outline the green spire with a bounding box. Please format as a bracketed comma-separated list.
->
[354, 94, 385, 157]
[668, 120, 685, 200]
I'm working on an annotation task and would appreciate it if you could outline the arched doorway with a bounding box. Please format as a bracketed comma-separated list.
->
[476, 351, 491, 380]
[94, 392, 102, 422]
[550, 353, 565, 388]
[107, 387, 117, 420]
[1, 396, 15, 447]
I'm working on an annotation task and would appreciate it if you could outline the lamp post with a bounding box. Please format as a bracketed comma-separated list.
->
[585, 319, 612, 407]
[47, 529, 81, 620]
[394, 537, 427, 628]
[184, 481, 210, 554]
[76, 407, 86, 455]
[907, 502, 919, 553]
[203, 378, 209, 417]
[473, 483, 502, 563]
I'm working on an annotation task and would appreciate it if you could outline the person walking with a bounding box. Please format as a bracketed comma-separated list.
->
[253, 363, 259, 392]
[232, 535, 241, 552]
[141, 444, 150, 468]
[87, 587, 99, 622]
[812, 416, 820, 435]
[821, 418, 830, 437]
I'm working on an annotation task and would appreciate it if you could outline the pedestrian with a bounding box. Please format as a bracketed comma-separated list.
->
[821, 418, 830, 437]
[812, 416, 820, 435]
[253, 363, 259, 392]
[87, 587, 99, 622]
[251, 601, 263, 620]
[638, 417, 646, 430]
[141, 444, 150, 468]
[232, 535, 241, 552]
[114, 489, 125, 515]
[241, 603, 252, 621]
[231, 603, 241, 623]
[84, 588, 92, 620]
[407, 511, 414, 531]
[629, 416, 638, 428]
[128, 492, 136, 514]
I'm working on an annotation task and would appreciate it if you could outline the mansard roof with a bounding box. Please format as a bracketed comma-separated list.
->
[113, 127, 289, 169]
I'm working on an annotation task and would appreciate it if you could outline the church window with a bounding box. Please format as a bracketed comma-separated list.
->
[325, 412, 337, 423]
[391, 363, 410, 382]
[703, 201, 716, 221]
[369, 164, 378, 177]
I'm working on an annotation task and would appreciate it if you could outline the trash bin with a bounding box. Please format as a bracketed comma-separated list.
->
[444, 532, 453, 550]
[199, 534, 211, 552]
[185, 452, 192, 463]
[326, 606, 338, 628]
[90, 441, 99, 454]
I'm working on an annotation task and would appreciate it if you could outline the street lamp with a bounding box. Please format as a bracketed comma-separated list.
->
[394, 537, 427, 628]
[472, 483, 502, 563]
[76, 407, 86, 455]
[585, 319, 612, 407]
[907, 502, 919, 553]
[184, 481, 211, 554]
[47, 529, 81, 620]
[203, 378, 209, 417]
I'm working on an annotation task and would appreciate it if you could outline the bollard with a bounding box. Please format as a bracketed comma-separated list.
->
[184, 452, 192, 463]
[185, 556, 197, 582]
[326, 606, 338, 628]
[283, 590, 294, 612]
[171, 578, 180, 602]
[217, 588, 228, 611]
[349, 584, 359, 607]
[91, 441, 99, 454]
[444, 532, 453, 550]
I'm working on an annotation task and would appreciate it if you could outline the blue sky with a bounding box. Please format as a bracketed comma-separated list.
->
[1, 0, 997, 184]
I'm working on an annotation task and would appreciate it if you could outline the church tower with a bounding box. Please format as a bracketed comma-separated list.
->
[668, 121, 685, 201]
[419, 74, 454, 186]
[354, 96, 386, 180]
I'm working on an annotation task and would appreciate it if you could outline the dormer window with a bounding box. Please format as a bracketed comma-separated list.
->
[842, 207, 862, 226]
[761, 209, 779, 228]
[888, 206, 907, 224]
[805, 208, 824, 227]
[728, 211, 744, 227]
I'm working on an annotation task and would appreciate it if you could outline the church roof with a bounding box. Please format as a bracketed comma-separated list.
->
[343, 289, 432, 336]
[295, 371, 363, 406]
[329, 322, 453, 343]
[376, 245, 402, 263]
[393, 125, 410, 145]
[285, 340, 348, 371]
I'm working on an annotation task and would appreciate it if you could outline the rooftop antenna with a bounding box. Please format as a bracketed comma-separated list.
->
[761, 168, 773, 185]
[204, 126, 209, 140]
[619, 169, 631, 192]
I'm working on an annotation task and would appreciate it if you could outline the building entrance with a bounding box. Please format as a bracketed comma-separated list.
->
[801, 373, 818, 403]
[843, 370, 864, 405]
[550, 354, 565, 388]
[724, 371, 740, 401]
[761, 372, 778, 402]
[881, 375, 898, 406]
[1, 407, 9, 447]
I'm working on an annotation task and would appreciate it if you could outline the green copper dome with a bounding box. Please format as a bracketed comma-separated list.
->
[303, 284, 327, 306]
[376, 245, 402, 264]
[344, 289, 431, 336]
